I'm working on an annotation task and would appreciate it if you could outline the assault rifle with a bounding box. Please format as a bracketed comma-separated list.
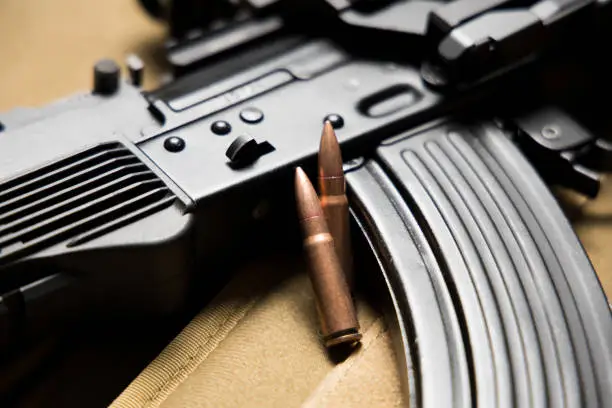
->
[1, 0, 611, 406]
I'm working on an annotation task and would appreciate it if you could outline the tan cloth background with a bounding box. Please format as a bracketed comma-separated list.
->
[0, 1, 609, 407]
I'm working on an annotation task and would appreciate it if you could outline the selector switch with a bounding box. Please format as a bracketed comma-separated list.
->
[226, 135, 275, 167]
[226, 135, 259, 164]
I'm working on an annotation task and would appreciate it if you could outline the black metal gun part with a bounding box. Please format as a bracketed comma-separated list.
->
[1, 0, 611, 405]
[138, 0, 609, 89]
[347, 120, 612, 407]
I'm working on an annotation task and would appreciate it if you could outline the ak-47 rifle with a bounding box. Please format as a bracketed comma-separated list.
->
[1, 0, 611, 406]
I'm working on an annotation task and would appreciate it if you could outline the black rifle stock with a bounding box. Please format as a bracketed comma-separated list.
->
[1, 0, 611, 406]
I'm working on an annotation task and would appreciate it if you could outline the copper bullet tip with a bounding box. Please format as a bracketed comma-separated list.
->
[295, 167, 323, 220]
[319, 121, 344, 179]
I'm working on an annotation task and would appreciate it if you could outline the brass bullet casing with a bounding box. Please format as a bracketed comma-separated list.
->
[318, 121, 354, 290]
[295, 167, 362, 347]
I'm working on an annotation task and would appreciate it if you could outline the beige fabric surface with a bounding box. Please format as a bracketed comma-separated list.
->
[110, 256, 403, 408]
[0, 1, 610, 407]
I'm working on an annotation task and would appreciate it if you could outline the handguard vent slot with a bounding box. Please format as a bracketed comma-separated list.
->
[0, 142, 176, 262]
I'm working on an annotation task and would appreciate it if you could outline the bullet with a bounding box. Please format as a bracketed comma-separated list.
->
[295, 167, 361, 347]
[318, 121, 354, 290]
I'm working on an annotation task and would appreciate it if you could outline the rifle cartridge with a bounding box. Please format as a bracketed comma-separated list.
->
[294, 167, 361, 347]
[318, 121, 354, 290]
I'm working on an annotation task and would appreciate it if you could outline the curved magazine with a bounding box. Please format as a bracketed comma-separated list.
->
[346, 121, 612, 408]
